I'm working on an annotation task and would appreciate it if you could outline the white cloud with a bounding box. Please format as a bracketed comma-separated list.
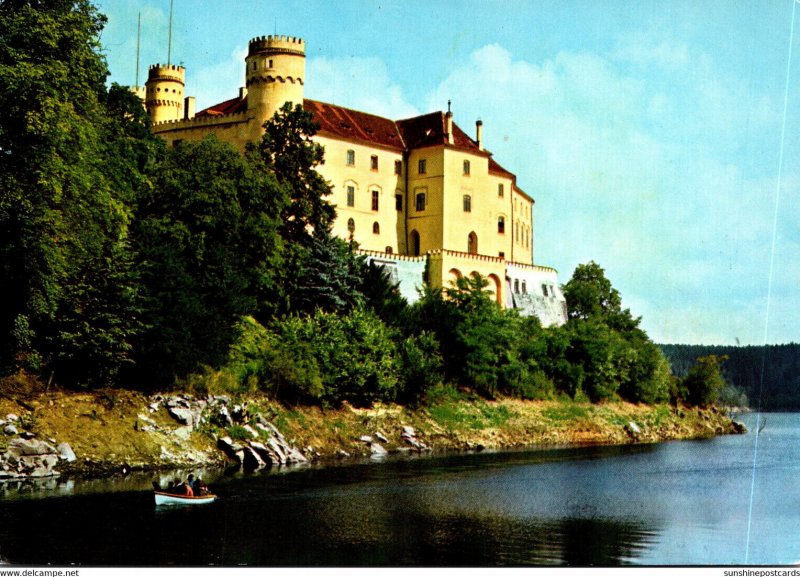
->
[422, 42, 799, 344]
[306, 56, 419, 119]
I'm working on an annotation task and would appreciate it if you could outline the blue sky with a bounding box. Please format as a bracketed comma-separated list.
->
[95, 0, 800, 346]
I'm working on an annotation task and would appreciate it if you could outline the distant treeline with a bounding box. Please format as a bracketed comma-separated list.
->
[659, 344, 800, 410]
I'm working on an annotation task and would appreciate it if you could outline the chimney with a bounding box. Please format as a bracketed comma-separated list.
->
[476, 119, 483, 150]
[184, 96, 195, 120]
[445, 111, 453, 145]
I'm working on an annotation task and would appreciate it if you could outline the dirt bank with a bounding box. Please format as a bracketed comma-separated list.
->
[0, 383, 743, 481]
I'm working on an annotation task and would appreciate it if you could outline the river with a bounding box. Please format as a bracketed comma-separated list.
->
[0, 411, 797, 566]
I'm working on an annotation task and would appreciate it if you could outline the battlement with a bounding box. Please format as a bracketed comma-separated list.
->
[151, 110, 249, 129]
[356, 249, 427, 263]
[147, 64, 185, 84]
[248, 35, 305, 56]
[506, 261, 559, 275]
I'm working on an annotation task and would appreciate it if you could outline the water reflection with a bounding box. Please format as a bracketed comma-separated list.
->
[0, 416, 798, 565]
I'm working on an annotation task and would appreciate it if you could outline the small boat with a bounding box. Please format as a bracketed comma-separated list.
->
[154, 491, 216, 506]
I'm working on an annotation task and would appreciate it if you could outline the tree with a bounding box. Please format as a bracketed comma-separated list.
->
[0, 1, 144, 386]
[682, 355, 728, 406]
[248, 102, 335, 246]
[562, 261, 640, 331]
[131, 137, 286, 385]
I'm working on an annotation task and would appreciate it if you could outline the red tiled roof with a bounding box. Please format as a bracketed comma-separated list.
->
[395, 112, 484, 154]
[304, 99, 405, 151]
[488, 156, 514, 178]
[195, 96, 247, 117]
[192, 95, 517, 182]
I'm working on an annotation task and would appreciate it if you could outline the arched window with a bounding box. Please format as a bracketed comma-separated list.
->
[467, 232, 478, 255]
[347, 218, 355, 234]
[498, 216, 505, 234]
[415, 192, 426, 212]
[372, 222, 380, 234]
[385, 246, 393, 254]
[463, 194, 472, 212]
[411, 230, 421, 256]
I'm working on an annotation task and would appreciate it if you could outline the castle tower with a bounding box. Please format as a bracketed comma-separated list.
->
[145, 64, 185, 123]
[245, 35, 305, 140]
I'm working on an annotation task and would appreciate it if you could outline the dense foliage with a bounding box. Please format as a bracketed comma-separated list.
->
[661, 343, 800, 410]
[0, 1, 738, 411]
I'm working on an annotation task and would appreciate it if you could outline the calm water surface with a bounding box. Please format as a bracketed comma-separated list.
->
[0, 411, 798, 566]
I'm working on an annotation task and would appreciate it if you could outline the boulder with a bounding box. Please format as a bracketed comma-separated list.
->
[242, 446, 266, 470]
[5, 414, 18, 422]
[217, 436, 244, 463]
[8, 438, 57, 457]
[359, 435, 374, 444]
[401, 426, 416, 439]
[57, 443, 77, 462]
[167, 407, 195, 427]
[336, 449, 351, 458]
[249, 441, 278, 466]
[266, 437, 288, 464]
[370, 443, 388, 457]
[374, 431, 389, 443]
[286, 447, 308, 464]
[625, 422, 642, 438]
[3, 424, 18, 436]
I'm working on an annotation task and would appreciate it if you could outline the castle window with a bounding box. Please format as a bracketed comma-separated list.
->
[371, 190, 379, 211]
[252, 62, 257, 71]
[394, 160, 402, 175]
[346, 185, 355, 207]
[385, 246, 393, 254]
[347, 150, 355, 166]
[498, 216, 505, 234]
[522, 281, 527, 294]
[542, 284, 549, 297]
[395, 194, 403, 211]
[467, 232, 478, 255]
[418, 159, 427, 174]
[269, 59, 273, 68]
[463, 160, 470, 175]
[371, 155, 379, 171]
[347, 218, 355, 234]
[499, 251, 505, 259]
[415, 192, 426, 212]
[411, 230, 421, 256]
[514, 280, 520, 294]
[463, 195, 472, 212]
[498, 183, 504, 197]
[373, 222, 380, 234]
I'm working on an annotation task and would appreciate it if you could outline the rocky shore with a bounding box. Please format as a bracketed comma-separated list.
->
[0, 388, 745, 484]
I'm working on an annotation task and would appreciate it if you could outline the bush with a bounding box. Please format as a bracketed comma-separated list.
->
[397, 331, 444, 404]
[259, 309, 400, 406]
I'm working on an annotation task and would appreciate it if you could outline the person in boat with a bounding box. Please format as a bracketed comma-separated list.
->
[194, 477, 208, 496]
[152, 481, 161, 492]
[174, 475, 194, 497]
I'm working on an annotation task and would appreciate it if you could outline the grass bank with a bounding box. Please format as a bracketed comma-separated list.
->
[0, 380, 742, 478]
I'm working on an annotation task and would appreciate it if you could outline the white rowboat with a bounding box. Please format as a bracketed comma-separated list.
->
[154, 491, 216, 506]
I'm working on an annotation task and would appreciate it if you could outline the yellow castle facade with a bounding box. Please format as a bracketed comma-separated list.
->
[138, 35, 567, 326]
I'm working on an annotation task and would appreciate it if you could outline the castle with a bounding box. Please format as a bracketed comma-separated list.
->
[135, 35, 567, 326]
